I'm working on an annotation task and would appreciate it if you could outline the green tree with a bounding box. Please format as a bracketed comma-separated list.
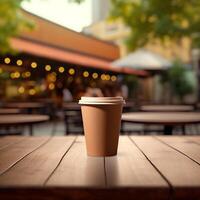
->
[0, 0, 33, 54]
[109, 0, 200, 51]
[160, 60, 194, 102]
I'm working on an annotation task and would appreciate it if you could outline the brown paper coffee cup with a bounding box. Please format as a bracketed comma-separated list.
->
[79, 97, 125, 157]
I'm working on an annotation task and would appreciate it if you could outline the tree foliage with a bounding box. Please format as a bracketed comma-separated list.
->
[161, 60, 194, 100]
[109, 0, 200, 51]
[0, 0, 33, 54]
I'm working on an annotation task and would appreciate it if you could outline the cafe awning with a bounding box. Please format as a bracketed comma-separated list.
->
[112, 49, 172, 71]
[10, 37, 148, 77]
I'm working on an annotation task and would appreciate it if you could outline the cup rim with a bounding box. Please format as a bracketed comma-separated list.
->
[79, 96, 125, 105]
[80, 96, 123, 101]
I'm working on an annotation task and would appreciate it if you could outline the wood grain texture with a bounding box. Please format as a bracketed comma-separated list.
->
[0, 115, 49, 125]
[0, 136, 200, 200]
[183, 136, 200, 145]
[47, 136, 105, 187]
[0, 137, 50, 175]
[106, 137, 168, 187]
[140, 105, 194, 112]
[122, 112, 200, 125]
[105, 136, 169, 200]
[131, 136, 200, 200]
[0, 136, 75, 186]
[0, 136, 26, 150]
[156, 136, 200, 165]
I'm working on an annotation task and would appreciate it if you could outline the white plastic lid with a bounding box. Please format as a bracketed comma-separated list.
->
[79, 96, 125, 105]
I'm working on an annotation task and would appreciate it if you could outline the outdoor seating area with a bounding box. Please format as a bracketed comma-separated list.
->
[1, 1, 200, 200]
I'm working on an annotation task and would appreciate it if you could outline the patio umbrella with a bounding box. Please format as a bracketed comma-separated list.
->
[112, 49, 172, 70]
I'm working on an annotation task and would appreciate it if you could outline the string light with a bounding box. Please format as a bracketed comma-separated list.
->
[18, 86, 25, 94]
[92, 72, 98, 79]
[83, 71, 89, 77]
[22, 71, 31, 78]
[45, 65, 51, 71]
[29, 89, 36, 95]
[111, 75, 117, 82]
[48, 73, 56, 82]
[31, 62, 37, 68]
[68, 68, 75, 75]
[16, 59, 23, 66]
[10, 72, 20, 79]
[52, 72, 57, 76]
[4, 57, 11, 64]
[10, 73, 15, 79]
[101, 74, 106, 80]
[105, 74, 110, 81]
[48, 83, 55, 90]
[14, 71, 20, 78]
[58, 66, 65, 73]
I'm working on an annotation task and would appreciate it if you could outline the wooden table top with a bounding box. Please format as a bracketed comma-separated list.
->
[5, 102, 45, 109]
[0, 114, 49, 126]
[122, 112, 200, 125]
[0, 108, 21, 114]
[62, 103, 81, 111]
[0, 136, 200, 200]
[140, 105, 194, 112]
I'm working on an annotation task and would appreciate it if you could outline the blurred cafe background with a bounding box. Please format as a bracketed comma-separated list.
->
[1, 0, 200, 136]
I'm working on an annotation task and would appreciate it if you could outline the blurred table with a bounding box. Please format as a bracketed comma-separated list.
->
[123, 101, 135, 112]
[0, 136, 200, 200]
[62, 102, 81, 111]
[122, 112, 200, 135]
[0, 108, 21, 115]
[140, 105, 194, 112]
[63, 102, 82, 134]
[4, 102, 45, 114]
[0, 114, 49, 135]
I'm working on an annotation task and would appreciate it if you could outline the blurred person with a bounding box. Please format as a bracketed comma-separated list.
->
[84, 87, 103, 97]
[63, 88, 73, 102]
[121, 84, 128, 99]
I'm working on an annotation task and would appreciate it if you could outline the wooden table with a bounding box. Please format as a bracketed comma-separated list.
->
[140, 105, 194, 112]
[4, 102, 45, 114]
[0, 136, 200, 200]
[0, 108, 21, 115]
[62, 102, 81, 111]
[63, 103, 82, 134]
[0, 115, 49, 135]
[122, 112, 200, 135]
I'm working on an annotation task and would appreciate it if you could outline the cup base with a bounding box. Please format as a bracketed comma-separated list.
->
[87, 152, 117, 157]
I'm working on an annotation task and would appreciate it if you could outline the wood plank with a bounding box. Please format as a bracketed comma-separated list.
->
[105, 136, 169, 200]
[47, 136, 105, 187]
[156, 136, 200, 165]
[0, 136, 50, 175]
[0, 136, 26, 150]
[131, 136, 200, 200]
[0, 136, 75, 186]
[0, 136, 75, 187]
[182, 136, 200, 145]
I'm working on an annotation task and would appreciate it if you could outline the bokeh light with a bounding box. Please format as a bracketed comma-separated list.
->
[48, 83, 55, 90]
[83, 71, 89, 77]
[111, 75, 117, 81]
[16, 59, 23, 66]
[69, 68, 75, 75]
[18, 86, 25, 94]
[29, 89, 36, 95]
[45, 65, 51, 71]
[58, 66, 65, 73]
[31, 62, 37, 68]
[92, 72, 98, 79]
[4, 57, 11, 64]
